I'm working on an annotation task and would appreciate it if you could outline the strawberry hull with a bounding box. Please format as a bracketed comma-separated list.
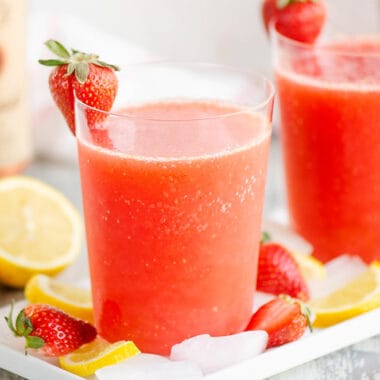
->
[39, 39, 119, 135]
[6, 304, 97, 357]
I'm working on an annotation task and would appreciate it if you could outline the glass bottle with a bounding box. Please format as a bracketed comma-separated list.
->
[0, 0, 31, 176]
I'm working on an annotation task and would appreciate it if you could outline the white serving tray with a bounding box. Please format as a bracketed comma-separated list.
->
[1, 301, 380, 380]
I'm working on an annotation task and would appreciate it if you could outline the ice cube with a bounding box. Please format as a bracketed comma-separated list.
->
[261, 220, 313, 255]
[170, 330, 268, 374]
[96, 353, 203, 380]
[309, 254, 367, 299]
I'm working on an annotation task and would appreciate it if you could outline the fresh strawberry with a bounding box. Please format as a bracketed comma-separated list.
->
[246, 296, 312, 348]
[5, 303, 97, 356]
[257, 239, 310, 301]
[39, 40, 119, 135]
[262, 0, 327, 43]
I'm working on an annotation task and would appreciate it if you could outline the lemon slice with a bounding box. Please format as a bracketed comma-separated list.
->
[310, 262, 380, 327]
[59, 338, 140, 377]
[291, 251, 326, 280]
[0, 176, 82, 287]
[24, 274, 93, 322]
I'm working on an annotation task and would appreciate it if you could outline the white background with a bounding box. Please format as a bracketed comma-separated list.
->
[29, 0, 380, 79]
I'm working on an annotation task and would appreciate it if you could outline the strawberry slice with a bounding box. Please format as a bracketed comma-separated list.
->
[5, 303, 97, 356]
[262, 0, 327, 43]
[257, 236, 310, 301]
[246, 296, 312, 348]
[39, 40, 119, 136]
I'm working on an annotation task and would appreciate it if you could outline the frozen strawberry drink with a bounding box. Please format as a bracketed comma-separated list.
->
[274, 31, 380, 263]
[75, 64, 274, 354]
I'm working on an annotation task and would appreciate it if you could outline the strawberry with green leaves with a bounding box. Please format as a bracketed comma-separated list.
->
[246, 295, 312, 348]
[262, 0, 327, 43]
[5, 303, 97, 356]
[39, 40, 119, 135]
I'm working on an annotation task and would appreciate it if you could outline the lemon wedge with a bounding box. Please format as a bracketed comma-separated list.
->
[310, 261, 380, 327]
[24, 274, 93, 322]
[0, 176, 82, 287]
[59, 338, 140, 377]
[291, 251, 326, 280]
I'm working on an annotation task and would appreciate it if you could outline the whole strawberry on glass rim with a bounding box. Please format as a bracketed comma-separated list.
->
[262, 0, 327, 43]
[39, 39, 119, 135]
[5, 303, 97, 356]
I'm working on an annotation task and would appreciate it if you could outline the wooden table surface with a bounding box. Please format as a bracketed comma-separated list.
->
[1, 137, 379, 379]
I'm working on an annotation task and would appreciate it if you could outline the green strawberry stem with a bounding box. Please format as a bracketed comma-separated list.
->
[38, 39, 120, 84]
[4, 301, 45, 353]
[302, 303, 314, 332]
[261, 231, 271, 244]
[279, 294, 313, 332]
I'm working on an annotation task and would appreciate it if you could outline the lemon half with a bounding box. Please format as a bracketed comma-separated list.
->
[0, 176, 82, 287]
[25, 274, 93, 322]
[311, 262, 380, 327]
[59, 338, 140, 377]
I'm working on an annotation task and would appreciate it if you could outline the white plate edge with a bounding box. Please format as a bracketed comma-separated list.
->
[205, 307, 380, 380]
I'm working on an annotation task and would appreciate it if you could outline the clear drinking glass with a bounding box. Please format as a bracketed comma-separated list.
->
[272, 26, 380, 263]
[75, 63, 274, 354]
